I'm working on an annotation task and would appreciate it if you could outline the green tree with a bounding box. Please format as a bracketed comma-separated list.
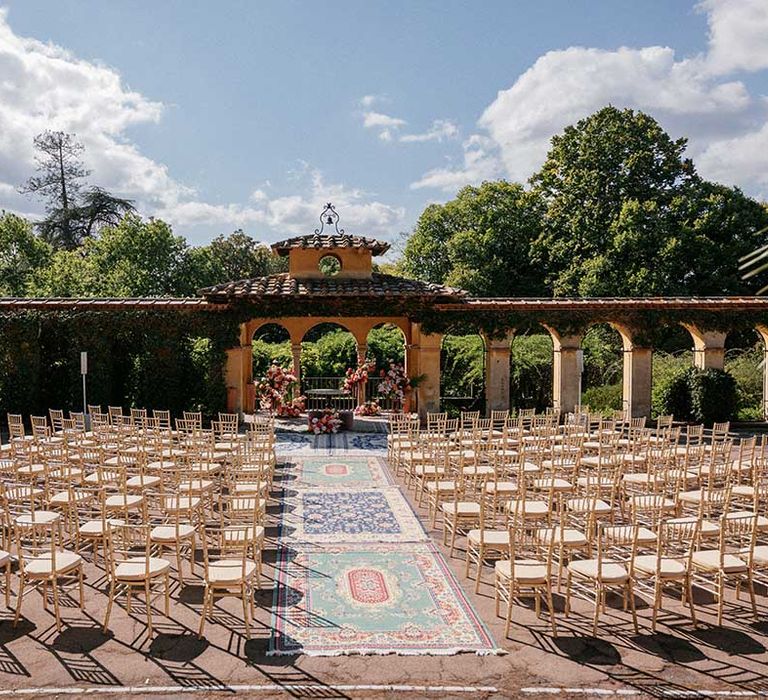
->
[20, 131, 134, 250]
[0, 213, 51, 296]
[190, 229, 287, 289]
[530, 106, 768, 296]
[28, 214, 195, 297]
[402, 181, 546, 296]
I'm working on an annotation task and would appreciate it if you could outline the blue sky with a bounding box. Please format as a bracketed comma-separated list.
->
[0, 1, 767, 247]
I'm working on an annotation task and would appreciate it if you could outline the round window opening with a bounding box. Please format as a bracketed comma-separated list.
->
[318, 254, 341, 277]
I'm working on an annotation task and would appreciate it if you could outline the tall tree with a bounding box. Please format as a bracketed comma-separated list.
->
[19, 130, 134, 250]
[401, 181, 547, 296]
[530, 106, 768, 296]
[531, 106, 697, 295]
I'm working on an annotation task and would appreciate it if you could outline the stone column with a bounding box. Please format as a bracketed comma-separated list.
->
[225, 346, 248, 415]
[551, 333, 583, 415]
[415, 330, 443, 421]
[356, 343, 368, 407]
[622, 345, 652, 420]
[291, 343, 302, 388]
[685, 327, 727, 370]
[485, 332, 514, 415]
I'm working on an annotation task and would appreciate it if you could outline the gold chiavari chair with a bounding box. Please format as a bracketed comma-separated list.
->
[495, 502, 558, 637]
[103, 523, 171, 636]
[565, 521, 639, 636]
[198, 524, 260, 639]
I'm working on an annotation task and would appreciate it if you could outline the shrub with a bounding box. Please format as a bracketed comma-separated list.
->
[582, 383, 622, 412]
[688, 368, 738, 424]
[440, 334, 484, 398]
[510, 334, 553, 411]
[653, 364, 738, 424]
[725, 345, 763, 420]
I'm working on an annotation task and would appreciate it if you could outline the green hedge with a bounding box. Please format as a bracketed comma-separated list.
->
[653, 365, 738, 423]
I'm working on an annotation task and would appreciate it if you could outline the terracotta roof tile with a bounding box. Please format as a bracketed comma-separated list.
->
[271, 233, 390, 256]
[199, 272, 464, 300]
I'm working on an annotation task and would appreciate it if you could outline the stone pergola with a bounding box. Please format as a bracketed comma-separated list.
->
[193, 207, 768, 421]
[4, 205, 768, 421]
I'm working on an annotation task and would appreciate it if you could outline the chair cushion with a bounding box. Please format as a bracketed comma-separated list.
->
[208, 558, 257, 584]
[568, 558, 629, 583]
[567, 498, 611, 514]
[105, 494, 144, 509]
[115, 556, 171, 580]
[506, 499, 550, 516]
[79, 518, 124, 536]
[25, 550, 82, 576]
[632, 554, 686, 578]
[603, 525, 657, 545]
[468, 529, 510, 545]
[16, 510, 60, 526]
[441, 501, 481, 515]
[691, 549, 748, 573]
[535, 527, 588, 547]
[495, 558, 548, 584]
[150, 524, 196, 542]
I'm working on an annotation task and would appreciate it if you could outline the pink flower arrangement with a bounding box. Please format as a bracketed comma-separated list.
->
[341, 360, 374, 395]
[255, 363, 299, 413]
[276, 396, 306, 417]
[377, 362, 411, 404]
[308, 409, 342, 434]
[354, 401, 381, 416]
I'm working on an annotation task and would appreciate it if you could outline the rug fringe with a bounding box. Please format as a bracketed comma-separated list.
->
[267, 647, 505, 657]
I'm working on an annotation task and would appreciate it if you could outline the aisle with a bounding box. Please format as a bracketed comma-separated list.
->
[268, 435, 500, 656]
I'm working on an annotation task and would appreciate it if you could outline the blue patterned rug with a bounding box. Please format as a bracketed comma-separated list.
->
[275, 432, 388, 455]
[280, 487, 428, 544]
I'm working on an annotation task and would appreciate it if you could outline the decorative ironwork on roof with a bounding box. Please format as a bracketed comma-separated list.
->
[271, 203, 390, 256]
[198, 272, 465, 301]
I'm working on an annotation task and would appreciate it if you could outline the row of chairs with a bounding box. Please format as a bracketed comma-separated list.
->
[389, 409, 766, 636]
[0, 408, 276, 638]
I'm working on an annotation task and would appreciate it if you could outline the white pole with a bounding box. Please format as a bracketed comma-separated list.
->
[81, 351, 88, 418]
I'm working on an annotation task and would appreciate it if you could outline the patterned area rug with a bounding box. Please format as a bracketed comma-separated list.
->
[288, 456, 395, 488]
[280, 487, 427, 544]
[270, 542, 499, 656]
[274, 432, 388, 455]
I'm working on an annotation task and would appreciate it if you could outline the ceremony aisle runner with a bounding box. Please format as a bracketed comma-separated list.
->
[269, 434, 501, 656]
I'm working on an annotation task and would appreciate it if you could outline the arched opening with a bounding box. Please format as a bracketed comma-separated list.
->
[301, 322, 357, 410]
[251, 322, 292, 378]
[651, 324, 694, 419]
[581, 324, 624, 412]
[365, 323, 406, 411]
[725, 328, 764, 421]
[440, 328, 485, 416]
[510, 325, 553, 412]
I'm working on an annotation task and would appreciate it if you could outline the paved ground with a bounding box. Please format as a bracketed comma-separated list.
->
[2, 435, 768, 698]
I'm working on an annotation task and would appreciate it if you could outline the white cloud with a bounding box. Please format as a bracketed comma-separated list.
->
[154, 167, 405, 238]
[697, 118, 768, 191]
[412, 0, 768, 196]
[411, 135, 501, 191]
[361, 111, 407, 129]
[359, 94, 383, 108]
[400, 119, 459, 143]
[700, 0, 768, 75]
[0, 10, 404, 241]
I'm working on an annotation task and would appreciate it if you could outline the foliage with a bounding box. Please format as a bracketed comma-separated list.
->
[440, 335, 484, 398]
[652, 353, 694, 418]
[252, 339, 292, 378]
[189, 230, 287, 289]
[689, 368, 738, 424]
[301, 329, 357, 377]
[0, 213, 51, 296]
[510, 334, 552, 411]
[531, 106, 768, 296]
[0, 309, 238, 420]
[652, 360, 738, 424]
[401, 181, 547, 296]
[20, 131, 134, 250]
[582, 326, 623, 391]
[582, 383, 623, 412]
[367, 325, 405, 371]
[725, 346, 763, 420]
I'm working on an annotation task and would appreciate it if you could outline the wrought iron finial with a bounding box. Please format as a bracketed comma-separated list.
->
[314, 202, 344, 235]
